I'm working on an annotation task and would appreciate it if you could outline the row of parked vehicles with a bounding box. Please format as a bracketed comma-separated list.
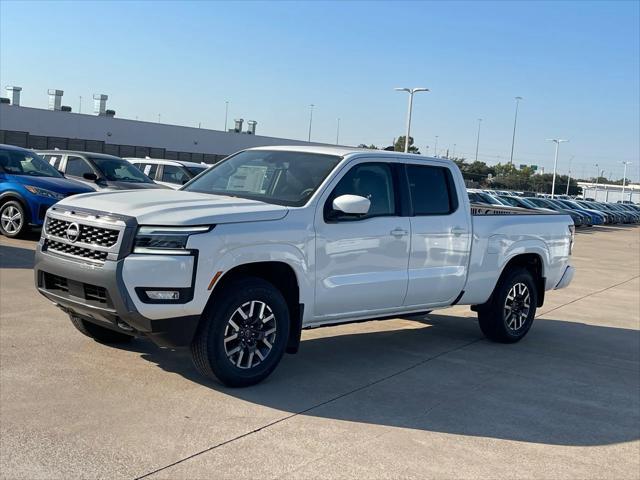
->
[0, 144, 210, 237]
[467, 188, 640, 227]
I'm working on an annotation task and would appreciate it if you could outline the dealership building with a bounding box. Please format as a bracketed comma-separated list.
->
[0, 87, 335, 164]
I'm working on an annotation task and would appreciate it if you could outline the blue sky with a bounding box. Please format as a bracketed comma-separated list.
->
[1, 0, 638, 181]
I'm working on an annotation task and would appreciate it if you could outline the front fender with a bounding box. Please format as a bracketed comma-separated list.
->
[200, 243, 312, 314]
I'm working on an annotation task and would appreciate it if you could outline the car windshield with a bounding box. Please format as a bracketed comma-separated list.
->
[183, 150, 342, 206]
[477, 192, 503, 205]
[90, 157, 153, 183]
[185, 165, 208, 177]
[0, 149, 63, 178]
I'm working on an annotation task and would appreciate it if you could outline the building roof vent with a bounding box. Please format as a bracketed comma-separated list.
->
[230, 118, 244, 133]
[61, 105, 72, 112]
[93, 94, 108, 116]
[246, 120, 257, 135]
[0, 98, 9, 104]
[48, 89, 64, 111]
[5, 86, 21, 106]
[105, 109, 116, 117]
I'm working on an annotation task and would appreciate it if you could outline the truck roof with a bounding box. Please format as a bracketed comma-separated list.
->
[247, 145, 445, 162]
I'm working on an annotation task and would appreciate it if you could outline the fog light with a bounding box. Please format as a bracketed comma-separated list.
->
[146, 290, 180, 300]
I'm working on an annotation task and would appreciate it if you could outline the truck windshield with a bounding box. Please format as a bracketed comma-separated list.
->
[183, 150, 342, 206]
[0, 150, 63, 178]
[90, 157, 154, 183]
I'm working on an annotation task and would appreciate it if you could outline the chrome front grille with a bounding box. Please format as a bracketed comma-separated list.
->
[46, 239, 109, 262]
[45, 217, 119, 247]
[42, 209, 127, 264]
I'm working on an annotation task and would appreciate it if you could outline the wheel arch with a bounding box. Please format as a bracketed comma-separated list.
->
[206, 260, 304, 354]
[496, 252, 546, 308]
[0, 190, 31, 226]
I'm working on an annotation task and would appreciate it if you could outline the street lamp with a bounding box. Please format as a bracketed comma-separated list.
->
[475, 118, 483, 162]
[621, 161, 632, 203]
[336, 118, 340, 145]
[546, 138, 568, 199]
[434, 136, 438, 157]
[224, 101, 229, 131]
[395, 87, 429, 153]
[308, 104, 315, 142]
[509, 97, 523, 165]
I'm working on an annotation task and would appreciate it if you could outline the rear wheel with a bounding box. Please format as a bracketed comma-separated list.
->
[69, 315, 134, 344]
[477, 268, 538, 343]
[191, 277, 290, 387]
[0, 200, 28, 238]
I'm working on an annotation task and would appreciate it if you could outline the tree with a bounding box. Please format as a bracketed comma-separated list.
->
[394, 136, 420, 154]
[357, 144, 379, 150]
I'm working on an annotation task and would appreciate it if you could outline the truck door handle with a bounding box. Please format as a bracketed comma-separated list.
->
[390, 228, 408, 237]
[451, 226, 466, 236]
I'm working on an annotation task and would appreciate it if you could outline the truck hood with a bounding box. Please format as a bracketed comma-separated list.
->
[55, 190, 289, 225]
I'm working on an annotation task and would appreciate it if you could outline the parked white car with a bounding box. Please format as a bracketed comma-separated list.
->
[126, 157, 210, 189]
[35, 146, 575, 386]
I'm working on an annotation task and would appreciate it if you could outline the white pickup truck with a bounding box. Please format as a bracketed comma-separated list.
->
[35, 146, 575, 386]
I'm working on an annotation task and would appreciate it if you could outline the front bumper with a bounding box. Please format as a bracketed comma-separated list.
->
[34, 241, 200, 348]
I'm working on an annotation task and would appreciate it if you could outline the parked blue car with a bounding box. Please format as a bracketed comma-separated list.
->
[0, 144, 94, 237]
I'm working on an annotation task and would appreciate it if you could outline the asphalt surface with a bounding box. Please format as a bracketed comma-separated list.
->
[1, 225, 639, 479]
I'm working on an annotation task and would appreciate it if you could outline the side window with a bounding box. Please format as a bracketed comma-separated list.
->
[326, 163, 396, 220]
[65, 156, 93, 178]
[162, 165, 189, 185]
[406, 164, 457, 215]
[138, 163, 158, 179]
[42, 155, 62, 169]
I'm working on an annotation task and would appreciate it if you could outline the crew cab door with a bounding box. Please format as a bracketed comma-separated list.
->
[314, 160, 410, 318]
[402, 160, 471, 307]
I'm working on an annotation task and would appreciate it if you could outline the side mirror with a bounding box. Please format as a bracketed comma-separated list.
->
[83, 172, 98, 181]
[332, 194, 370, 216]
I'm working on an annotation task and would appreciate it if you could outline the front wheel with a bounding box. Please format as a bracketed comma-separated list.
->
[0, 200, 28, 238]
[191, 277, 290, 387]
[477, 268, 538, 343]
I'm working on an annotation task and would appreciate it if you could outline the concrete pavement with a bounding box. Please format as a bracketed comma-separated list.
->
[1, 225, 639, 479]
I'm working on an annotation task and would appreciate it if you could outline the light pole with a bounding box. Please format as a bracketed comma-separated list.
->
[434, 136, 438, 157]
[395, 87, 429, 153]
[79, 96, 82, 114]
[336, 118, 340, 145]
[621, 161, 632, 203]
[566, 155, 574, 195]
[509, 96, 523, 165]
[224, 101, 229, 131]
[475, 118, 483, 162]
[452, 143, 456, 159]
[546, 138, 568, 199]
[594, 164, 600, 200]
[307, 104, 315, 142]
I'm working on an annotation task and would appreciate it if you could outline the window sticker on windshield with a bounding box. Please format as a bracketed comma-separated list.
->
[144, 165, 152, 175]
[227, 165, 268, 192]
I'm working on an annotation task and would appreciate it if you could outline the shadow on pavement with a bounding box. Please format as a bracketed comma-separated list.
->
[0, 244, 36, 269]
[118, 312, 640, 448]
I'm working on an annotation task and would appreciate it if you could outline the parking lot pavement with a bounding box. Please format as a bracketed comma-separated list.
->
[1, 226, 638, 480]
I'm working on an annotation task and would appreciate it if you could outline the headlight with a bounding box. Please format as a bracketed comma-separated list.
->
[24, 185, 65, 200]
[133, 225, 211, 254]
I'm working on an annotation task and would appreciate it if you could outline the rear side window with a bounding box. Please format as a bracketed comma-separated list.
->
[406, 165, 457, 215]
[66, 156, 93, 178]
[162, 164, 190, 185]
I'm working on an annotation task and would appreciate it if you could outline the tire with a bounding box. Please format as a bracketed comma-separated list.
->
[477, 268, 538, 343]
[69, 315, 134, 344]
[0, 200, 28, 238]
[191, 277, 290, 387]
